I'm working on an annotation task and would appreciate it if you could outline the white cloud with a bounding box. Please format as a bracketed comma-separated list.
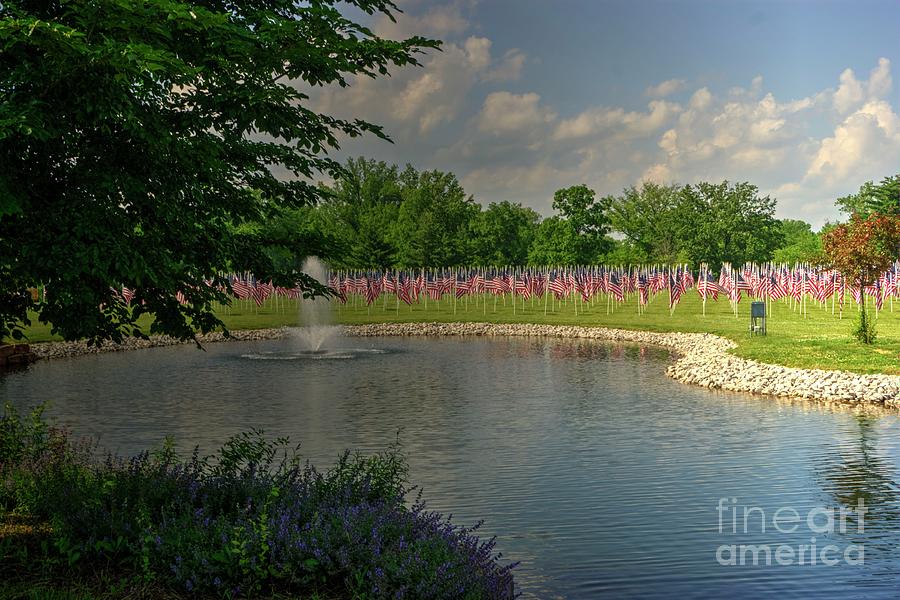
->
[834, 67, 865, 114]
[806, 99, 900, 185]
[551, 100, 680, 141]
[463, 36, 492, 71]
[645, 78, 687, 98]
[868, 57, 893, 98]
[688, 87, 713, 111]
[483, 49, 526, 82]
[477, 92, 556, 135]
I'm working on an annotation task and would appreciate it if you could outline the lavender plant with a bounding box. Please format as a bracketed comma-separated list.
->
[1, 404, 517, 598]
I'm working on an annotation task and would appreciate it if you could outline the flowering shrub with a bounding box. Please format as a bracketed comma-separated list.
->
[1, 404, 517, 598]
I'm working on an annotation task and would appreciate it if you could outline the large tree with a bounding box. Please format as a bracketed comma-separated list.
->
[550, 184, 612, 262]
[527, 217, 580, 266]
[319, 158, 404, 269]
[393, 167, 478, 268]
[607, 182, 687, 263]
[0, 1, 437, 342]
[470, 201, 540, 266]
[676, 181, 782, 270]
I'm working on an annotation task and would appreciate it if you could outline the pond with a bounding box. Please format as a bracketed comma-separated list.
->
[4, 334, 900, 599]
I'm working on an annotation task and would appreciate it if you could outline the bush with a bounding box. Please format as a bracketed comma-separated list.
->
[0, 404, 516, 599]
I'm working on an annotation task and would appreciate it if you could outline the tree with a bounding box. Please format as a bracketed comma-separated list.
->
[822, 213, 900, 344]
[836, 175, 900, 217]
[393, 168, 478, 267]
[607, 182, 687, 263]
[527, 217, 580, 266]
[551, 184, 613, 262]
[676, 181, 782, 270]
[603, 239, 650, 265]
[0, 1, 437, 342]
[319, 158, 404, 269]
[470, 201, 540, 266]
[773, 219, 822, 264]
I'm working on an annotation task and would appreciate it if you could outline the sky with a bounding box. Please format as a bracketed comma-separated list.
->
[308, 0, 900, 227]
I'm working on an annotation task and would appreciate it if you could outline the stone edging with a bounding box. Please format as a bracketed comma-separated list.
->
[29, 322, 900, 408]
[342, 322, 900, 408]
[30, 329, 289, 361]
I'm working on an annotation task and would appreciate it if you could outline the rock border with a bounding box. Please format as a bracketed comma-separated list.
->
[30, 329, 289, 361]
[343, 322, 900, 408]
[28, 322, 900, 408]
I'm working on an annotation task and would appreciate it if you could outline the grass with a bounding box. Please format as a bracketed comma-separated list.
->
[17, 292, 900, 374]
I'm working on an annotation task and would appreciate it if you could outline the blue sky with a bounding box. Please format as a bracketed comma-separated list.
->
[310, 0, 900, 226]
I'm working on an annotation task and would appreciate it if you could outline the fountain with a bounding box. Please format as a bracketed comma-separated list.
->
[294, 256, 342, 353]
[241, 257, 387, 361]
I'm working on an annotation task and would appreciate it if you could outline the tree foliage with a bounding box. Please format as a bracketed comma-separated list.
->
[608, 182, 687, 263]
[835, 175, 900, 217]
[393, 168, 479, 268]
[0, 0, 437, 342]
[551, 184, 612, 261]
[822, 213, 900, 344]
[772, 219, 823, 264]
[822, 214, 900, 289]
[470, 201, 540, 266]
[606, 180, 782, 269]
[527, 217, 580, 266]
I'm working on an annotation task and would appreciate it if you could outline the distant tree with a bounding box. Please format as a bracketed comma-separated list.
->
[393, 168, 479, 267]
[607, 182, 686, 263]
[836, 176, 900, 217]
[0, 1, 437, 343]
[551, 184, 613, 262]
[602, 239, 651, 265]
[822, 213, 900, 344]
[470, 201, 540, 265]
[527, 217, 580, 266]
[773, 219, 822, 264]
[677, 181, 782, 270]
[320, 158, 404, 269]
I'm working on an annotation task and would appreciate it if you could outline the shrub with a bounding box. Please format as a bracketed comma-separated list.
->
[0, 404, 516, 598]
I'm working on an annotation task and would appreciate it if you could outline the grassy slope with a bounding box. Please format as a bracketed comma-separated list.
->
[21, 292, 900, 374]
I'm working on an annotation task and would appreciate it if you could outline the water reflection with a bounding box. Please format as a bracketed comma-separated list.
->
[4, 336, 900, 599]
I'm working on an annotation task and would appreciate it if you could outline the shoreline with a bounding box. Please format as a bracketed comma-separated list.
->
[28, 322, 900, 408]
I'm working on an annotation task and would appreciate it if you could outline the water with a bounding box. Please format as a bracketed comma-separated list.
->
[4, 335, 900, 599]
[294, 256, 340, 351]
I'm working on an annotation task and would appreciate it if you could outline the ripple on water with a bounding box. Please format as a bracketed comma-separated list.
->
[3, 335, 900, 599]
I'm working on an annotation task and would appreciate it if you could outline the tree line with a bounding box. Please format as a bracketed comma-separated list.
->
[270, 158, 896, 272]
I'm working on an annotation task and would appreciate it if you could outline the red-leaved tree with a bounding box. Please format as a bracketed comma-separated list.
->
[822, 213, 900, 343]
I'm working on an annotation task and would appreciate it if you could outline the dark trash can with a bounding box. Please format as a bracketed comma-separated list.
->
[750, 301, 766, 336]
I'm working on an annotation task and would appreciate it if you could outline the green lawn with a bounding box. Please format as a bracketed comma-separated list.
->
[20, 292, 900, 374]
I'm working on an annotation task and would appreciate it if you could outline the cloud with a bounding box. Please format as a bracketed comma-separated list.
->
[645, 78, 687, 98]
[372, 0, 472, 39]
[483, 49, 527, 82]
[477, 92, 556, 135]
[833, 68, 865, 114]
[832, 58, 892, 114]
[805, 99, 900, 185]
[868, 57, 893, 98]
[551, 100, 681, 141]
[310, 26, 897, 228]
[311, 33, 519, 136]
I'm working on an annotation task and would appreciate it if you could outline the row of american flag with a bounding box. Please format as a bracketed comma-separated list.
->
[108, 263, 900, 313]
